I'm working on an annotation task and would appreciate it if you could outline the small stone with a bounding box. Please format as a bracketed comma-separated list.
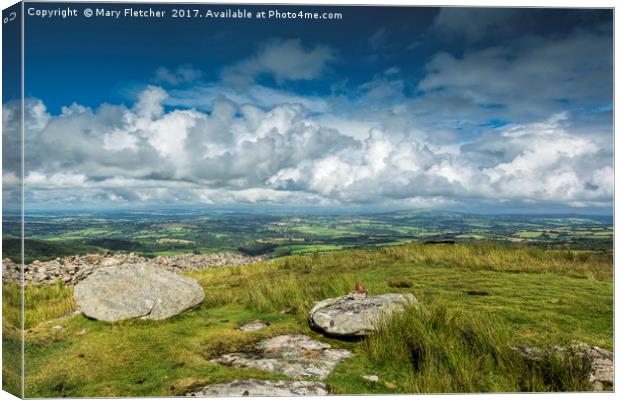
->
[239, 320, 269, 332]
[362, 375, 380, 382]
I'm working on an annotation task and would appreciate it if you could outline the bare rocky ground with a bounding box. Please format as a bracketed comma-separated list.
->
[210, 334, 353, 380]
[186, 380, 329, 397]
[190, 334, 351, 396]
[2, 251, 265, 286]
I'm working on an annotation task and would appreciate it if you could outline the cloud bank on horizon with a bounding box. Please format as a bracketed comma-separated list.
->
[3, 7, 613, 212]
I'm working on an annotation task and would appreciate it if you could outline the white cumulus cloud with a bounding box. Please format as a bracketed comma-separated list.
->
[4, 83, 611, 211]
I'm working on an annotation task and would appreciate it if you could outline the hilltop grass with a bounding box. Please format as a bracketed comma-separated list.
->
[3, 242, 613, 397]
[2, 281, 23, 397]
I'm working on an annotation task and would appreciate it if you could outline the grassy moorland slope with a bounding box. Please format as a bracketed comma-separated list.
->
[2, 243, 613, 396]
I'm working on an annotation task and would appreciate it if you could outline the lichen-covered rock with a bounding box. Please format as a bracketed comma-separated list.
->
[582, 345, 614, 390]
[516, 342, 614, 391]
[210, 334, 352, 379]
[73, 264, 204, 321]
[186, 380, 328, 397]
[309, 292, 418, 337]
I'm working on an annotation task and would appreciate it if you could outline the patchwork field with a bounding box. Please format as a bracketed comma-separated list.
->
[2, 209, 613, 263]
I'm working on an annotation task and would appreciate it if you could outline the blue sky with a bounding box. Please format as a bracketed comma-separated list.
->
[3, 4, 614, 213]
[24, 5, 438, 110]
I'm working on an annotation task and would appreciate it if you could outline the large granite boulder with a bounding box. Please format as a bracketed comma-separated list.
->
[186, 380, 328, 397]
[309, 292, 418, 337]
[73, 264, 204, 322]
[210, 334, 352, 379]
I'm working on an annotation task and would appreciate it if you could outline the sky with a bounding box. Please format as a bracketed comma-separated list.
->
[2, 4, 614, 213]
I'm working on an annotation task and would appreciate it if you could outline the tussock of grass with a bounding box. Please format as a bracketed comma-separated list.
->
[518, 347, 593, 392]
[2, 282, 22, 327]
[23, 283, 76, 329]
[4, 282, 77, 332]
[361, 301, 593, 393]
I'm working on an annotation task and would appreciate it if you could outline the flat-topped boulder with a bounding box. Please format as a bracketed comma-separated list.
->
[186, 380, 328, 397]
[309, 292, 418, 337]
[210, 334, 352, 379]
[74, 264, 204, 322]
